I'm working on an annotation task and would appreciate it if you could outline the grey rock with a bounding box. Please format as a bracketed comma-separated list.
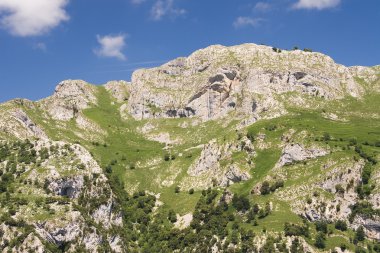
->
[11, 109, 47, 139]
[278, 143, 328, 166]
[127, 43, 369, 122]
[220, 165, 251, 187]
[41, 80, 97, 121]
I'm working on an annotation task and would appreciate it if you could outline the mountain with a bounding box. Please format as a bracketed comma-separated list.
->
[0, 43, 379, 253]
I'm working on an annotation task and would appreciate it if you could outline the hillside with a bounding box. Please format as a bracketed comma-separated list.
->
[0, 44, 379, 253]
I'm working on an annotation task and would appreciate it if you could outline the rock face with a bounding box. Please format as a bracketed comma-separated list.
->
[353, 216, 380, 240]
[104, 80, 130, 102]
[11, 109, 47, 139]
[188, 140, 222, 176]
[220, 164, 251, 187]
[48, 176, 84, 198]
[0, 100, 48, 140]
[42, 80, 97, 121]
[187, 138, 253, 187]
[127, 44, 368, 121]
[278, 143, 328, 166]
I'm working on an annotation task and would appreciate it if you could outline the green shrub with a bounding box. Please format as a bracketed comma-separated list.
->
[335, 220, 347, 231]
[315, 221, 328, 234]
[314, 232, 326, 249]
[284, 222, 309, 237]
[232, 195, 250, 212]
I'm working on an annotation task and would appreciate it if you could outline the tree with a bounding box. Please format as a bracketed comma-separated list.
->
[335, 220, 347, 231]
[323, 132, 331, 141]
[314, 232, 326, 249]
[232, 195, 250, 212]
[260, 181, 270, 195]
[168, 210, 177, 223]
[315, 221, 328, 234]
[355, 226, 365, 242]
[105, 165, 112, 174]
[284, 222, 309, 237]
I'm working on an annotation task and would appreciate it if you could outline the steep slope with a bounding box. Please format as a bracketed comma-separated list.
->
[0, 43, 380, 252]
[127, 44, 376, 122]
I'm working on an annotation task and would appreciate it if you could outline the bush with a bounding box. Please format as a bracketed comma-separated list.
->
[175, 186, 180, 193]
[355, 226, 365, 242]
[260, 181, 270, 195]
[261, 180, 284, 195]
[284, 222, 309, 237]
[105, 165, 112, 174]
[315, 221, 328, 234]
[168, 210, 177, 223]
[188, 188, 194, 195]
[314, 232, 326, 249]
[339, 243, 347, 251]
[232, 195, 250, 212]
[335, 220, 347, 231]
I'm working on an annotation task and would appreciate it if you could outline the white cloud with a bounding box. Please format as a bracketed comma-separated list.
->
[233, 17, 264, 28]
[293, 0, 341, 10]
[150, 0, 186, 21]
[94, 34, 127, 61]
[0, 0, 69, 37]
[254, 2, 271, 12]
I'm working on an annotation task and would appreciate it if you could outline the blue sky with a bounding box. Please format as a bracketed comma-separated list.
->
[0, 0, 379, 102]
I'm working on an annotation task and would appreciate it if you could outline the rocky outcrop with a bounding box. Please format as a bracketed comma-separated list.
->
[219, 189, 234, 204]
[174, 213, 193, 229]
[41, 80, 97, 121]
[35, 212, 83, 245]
[188, 140, 221, 176]
[0, 101, 47, 140]
[48, 176, 84, 198]
[11, 109, 47, 139]
[352, 216, 380, 240]
[127, 43, 369, 122]
[187, 138, 253, 188]
[220, 164, 251, 187]
[104, 80, 130, 102]
[278, 143, 328, 166]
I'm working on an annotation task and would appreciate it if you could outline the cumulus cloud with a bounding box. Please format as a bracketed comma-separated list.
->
[94, 34, 127, 61]
[293, 0, 341, 10]
[233, 17, 264, 28]
[150, 0, 186, 20]
[0, 0, 69, 37]
[254, 2, 271, 12]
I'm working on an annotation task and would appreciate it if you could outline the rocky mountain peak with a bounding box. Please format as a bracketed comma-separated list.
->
[41, 80, 97, 121]
[127, 43, 373, 122]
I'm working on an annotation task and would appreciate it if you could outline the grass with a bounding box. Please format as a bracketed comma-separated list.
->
[3, 82, 379, 250]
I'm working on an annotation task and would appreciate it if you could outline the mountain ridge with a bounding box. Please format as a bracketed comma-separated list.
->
[0, 43, 379, 253]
